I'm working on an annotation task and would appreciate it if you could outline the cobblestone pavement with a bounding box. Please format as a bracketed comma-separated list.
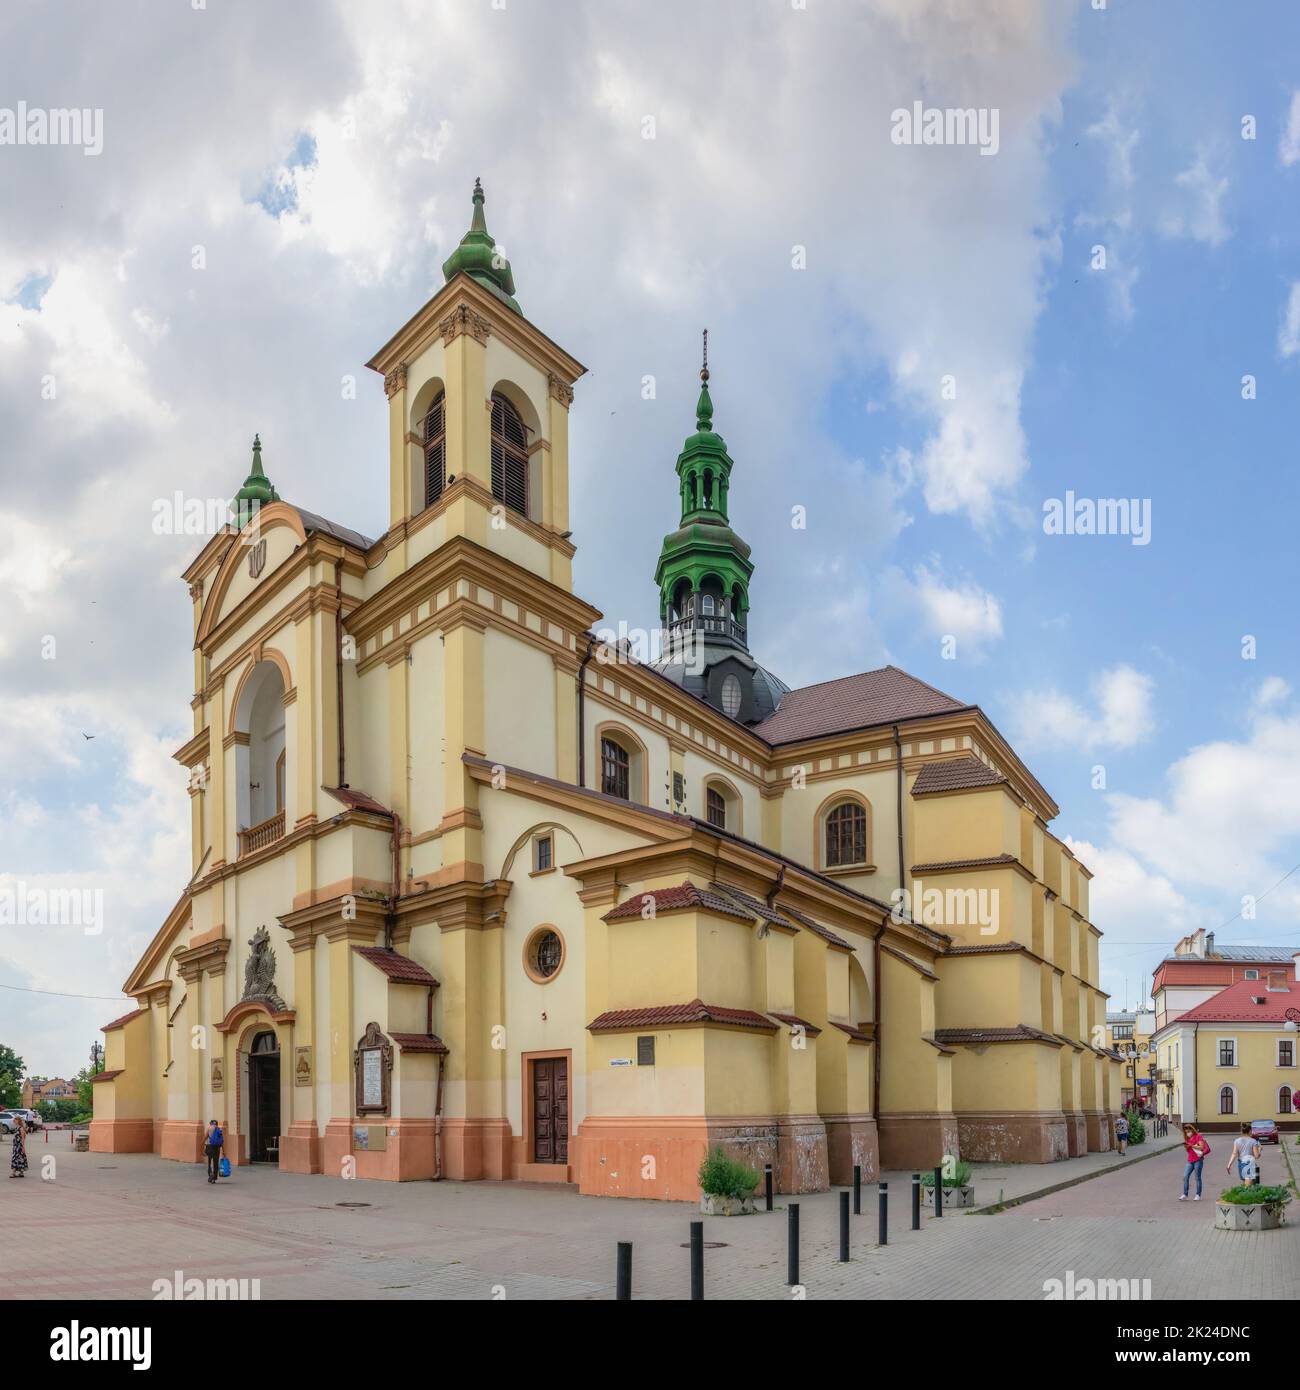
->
[3, 1136, 1295, 1300]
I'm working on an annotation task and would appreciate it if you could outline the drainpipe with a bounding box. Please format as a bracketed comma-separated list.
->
[383, 807, 402, 952]
[433, 1052, 447, 1181]
[576, 633, 596, 788]
[335, 558, 347, 790]
[876, 723, 907, 1135]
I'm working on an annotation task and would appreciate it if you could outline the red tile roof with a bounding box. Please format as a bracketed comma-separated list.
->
[90, 1069, 124, 1082]
[911, 756, 1007, 796]
[911, 853, 1020, 874]
[753, 666, 968, 745]
[101, 1008, 148, 1032]
[830, 1021, 874, 1043]
[1177, 977, 1298, 1023]
[324, 786, 393, 817]
[603, 883, 752, 923]
[1152, 960, 1235, 987]
[934, 1024, 1061, 1046]
[769, 898, 856, 951]
[708, 882, 855, 951]
[768, 1012, 822, 1036]
[390, 1032, 449, 1054]
[587, 1000, 778, 1033]
[352, 947, 439, 986]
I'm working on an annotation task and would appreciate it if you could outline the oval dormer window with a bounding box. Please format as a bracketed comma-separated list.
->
[721, 674, 742, 719]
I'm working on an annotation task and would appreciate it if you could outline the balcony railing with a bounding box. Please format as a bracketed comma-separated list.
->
[667, 614, 747, 644]
[239, 810, 285, 857]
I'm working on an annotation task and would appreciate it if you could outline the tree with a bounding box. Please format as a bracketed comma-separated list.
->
[0, 1044, 25, 1109]
[74, 1065, 96, 1116]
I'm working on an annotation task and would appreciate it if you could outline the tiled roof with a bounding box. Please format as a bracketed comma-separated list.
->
[352, 947, 439, 986]
[831, 1021, 874, 1042]
[101, 1008, 148, 1032]
[390, 1032, 449, 1054]
[768, 1012, 822, 1036]
[944, 943, 1024, 957]
[934, 1024, 1061, 1046]
[90, 1069, 124, 1083]
[323, 786, 392, 817]
[707, 881, 856, 951]
[911, 756, 1007, 796]
[587, 1000, 778, 1033]
[752, 665, 968, 745]
[1152, 960, 1234, 986]
[911, 853, 1020, 874]
[602, 883, 752, 923]
[1212, 945, 1298, 962]
[1178, 977, 1298, 1023]
[293, 505, 375, 552]
[769, 898, 856, 951]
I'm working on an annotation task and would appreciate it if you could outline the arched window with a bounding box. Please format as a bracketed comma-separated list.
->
[1280, 1086, 1294, 1115]
[422, 392, 446, 509]
[706, 786, 726, 829]
[490, 392, 529, 517]
[1219, 1085, 1235, 1115]
[601, 736, 630, 800]
[825, 800, 867, 868]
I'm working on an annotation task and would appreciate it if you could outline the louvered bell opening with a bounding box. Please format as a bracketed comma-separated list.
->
[423, 393, 446, 510]
[490, 394, 530, 517]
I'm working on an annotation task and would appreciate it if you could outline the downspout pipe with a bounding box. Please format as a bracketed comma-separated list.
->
[335, 558, 347, 790]
[576, 633, 596, 788]
[876, 722, 907, 1136]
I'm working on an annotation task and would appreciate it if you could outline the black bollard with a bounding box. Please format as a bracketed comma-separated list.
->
[616, 1241, 632, 1301]
[911, 1172, 921, 1230]
[933, 1165, 943, 1218]
[839, 1189, 850, 1262]
[690, 1220, 703, 1301]
[765, 1162, 773, 1212]
[878, 1181, 888, 1246]
[853, 1163, 862, 1215]
[787, 1202, 800, 1286]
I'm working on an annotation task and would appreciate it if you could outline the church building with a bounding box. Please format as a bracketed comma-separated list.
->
[92, 182, 1123, 1197]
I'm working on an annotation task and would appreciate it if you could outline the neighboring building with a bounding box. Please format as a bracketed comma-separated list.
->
[92, 182, 1123, 1197]
[1106, 1009, 1156, 1110]
[1153, 960, 1300, 1130]
[21, 1076, 78, 1108]
[1152, 929, 1299, 1031]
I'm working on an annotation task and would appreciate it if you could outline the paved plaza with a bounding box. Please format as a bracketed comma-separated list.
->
[4, 1133, 1296, 1300]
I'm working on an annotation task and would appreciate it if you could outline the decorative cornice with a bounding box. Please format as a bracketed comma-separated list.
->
[383, 364, 408, 399]
[439, 303, 491, 346]
[548, 374, 575, 407]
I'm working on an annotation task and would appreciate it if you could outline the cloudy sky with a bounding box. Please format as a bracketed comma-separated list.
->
[2, 0, 1299, 1077]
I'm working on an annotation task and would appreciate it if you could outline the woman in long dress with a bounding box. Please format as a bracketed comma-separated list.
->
[9, 1117, 28, 1178]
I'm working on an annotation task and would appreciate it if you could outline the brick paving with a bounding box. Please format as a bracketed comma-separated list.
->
[3, 1134, 1295, 1300]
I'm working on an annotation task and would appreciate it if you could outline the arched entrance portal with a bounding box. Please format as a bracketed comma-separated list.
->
[248, 1030, 281, 1164]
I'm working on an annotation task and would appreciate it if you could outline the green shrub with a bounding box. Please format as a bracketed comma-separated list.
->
[921, 1159, 973, 1189]
[1123, 1107, 1146, 1146]
[697, 1146, 760, 1199]
[1218, 1184, 1291, 1206]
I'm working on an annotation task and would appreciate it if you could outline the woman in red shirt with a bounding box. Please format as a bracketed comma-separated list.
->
[1180, 1123, 1210, 1201]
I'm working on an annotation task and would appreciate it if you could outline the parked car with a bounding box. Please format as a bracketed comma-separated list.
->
[1249, 1119, 1280, 1145]
[13, 1108, 42, 1130]
[0, 1111, 17, 1135]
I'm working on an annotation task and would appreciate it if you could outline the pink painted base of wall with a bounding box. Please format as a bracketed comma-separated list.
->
[440, 1117, 511, 1181]
[89, 1119, 153, 1153]
[279, 1123, 323, 1175]
[825, 1114, 879, 1184]
[877, 1112, 961, 1172]
[956, 1111, 1071, 1163]
[1065, 1112, 1087, 1157]
[319, 1118, 443, 1181]
[160, 1121, 206, 1164]
[1083, 1110, 1114, 1153]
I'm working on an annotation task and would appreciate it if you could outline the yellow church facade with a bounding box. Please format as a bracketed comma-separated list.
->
[93, 184, 1122, 1198]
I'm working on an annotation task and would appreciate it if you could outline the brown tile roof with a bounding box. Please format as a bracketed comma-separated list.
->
[603, 883, 752, 923]
[752, 665, 968, 745]
[768, 1012, 822, 1036]
[390, 1032, 449, 1054]
[323, 786, 392, 817]
[587, 1000, 778, 1033]
[353, 947, 439, 986]
[1178, 977, 1298, 1023]
[911, 756, 1007, 796]
[943, 943, 1024, 956]
[90, 1069, 124, 1082]
[768, 898, 856, 952]
[830, 1021, 874, 1042]
[101, 1008, 148, 1032]
[934, 1024, 1061, 1046]
[707, 882, 856, 951]
[910, 853, 1020, 874]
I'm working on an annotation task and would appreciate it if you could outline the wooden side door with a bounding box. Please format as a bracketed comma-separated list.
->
[532, 1058, 569, 1164]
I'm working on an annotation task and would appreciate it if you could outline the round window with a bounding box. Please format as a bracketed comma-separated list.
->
[721, 673, 742, 718]
[525, 928, 564, 982]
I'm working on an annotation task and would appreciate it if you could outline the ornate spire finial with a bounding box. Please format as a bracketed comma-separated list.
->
[701, 327, 709, 384]
[233, 432, 279, 524]
[441, 175, 520, 311]
[695, 329, 714, 431]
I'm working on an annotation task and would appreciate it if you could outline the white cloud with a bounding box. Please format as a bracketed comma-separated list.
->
[1010, 663, 1155, 752]
[1280, 91, 1300, 167]
[1279, 282, 1300, 358]
[1161, 152, 1230, 247]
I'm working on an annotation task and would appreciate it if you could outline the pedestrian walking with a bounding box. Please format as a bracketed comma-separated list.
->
[1227, 1123, 1260, 1187]
[1179, 1122, 1210, 1200]
[1115, 1111, 1129, 1155]
[204, 1119, 224, 1184]
[9, 1116, 28, 1178]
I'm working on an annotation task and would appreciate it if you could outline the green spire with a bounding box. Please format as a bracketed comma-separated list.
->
[653, 335, 754, 649]
[233, 433, 279, 527]
[441, 178, 521, 314]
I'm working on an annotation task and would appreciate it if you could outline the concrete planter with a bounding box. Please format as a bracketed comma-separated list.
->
[700, 1192, 757, 1217]
[1214, 1200, 1287, 1231]
[922, 1183, 976, 1209]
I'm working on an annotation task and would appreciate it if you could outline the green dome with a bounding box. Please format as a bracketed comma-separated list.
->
[233, 434, 279, 527]
[441, 178, 521, 314]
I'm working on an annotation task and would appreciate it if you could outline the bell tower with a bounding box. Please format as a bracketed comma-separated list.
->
[366, 180, 586, 592]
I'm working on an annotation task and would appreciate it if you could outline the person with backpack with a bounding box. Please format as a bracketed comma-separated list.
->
[1179, 1122, 1210, 1200]
[204, 1119, 224, 1184]
[1115, 1111, 1129, 1155]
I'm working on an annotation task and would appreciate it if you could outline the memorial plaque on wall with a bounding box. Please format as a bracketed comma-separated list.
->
[353, 1021, 393, 1116]
[361, 1049, 383, 1108]
[294, 1046, 312, 1087]
[211, 1058, 224, 1092]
